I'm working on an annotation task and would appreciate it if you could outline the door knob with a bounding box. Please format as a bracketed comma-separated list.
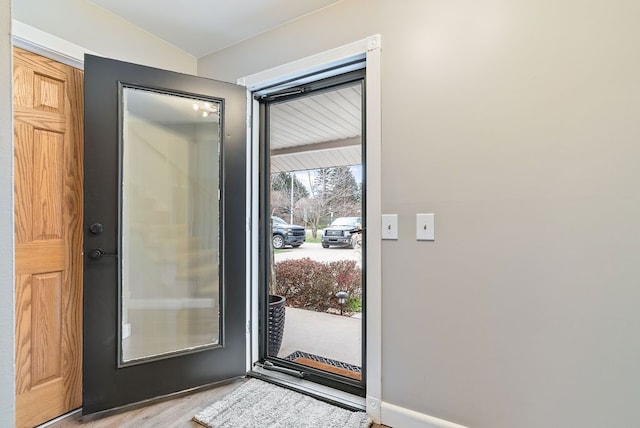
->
[89, 223, 104, 234]
[88, 248, 118, 260]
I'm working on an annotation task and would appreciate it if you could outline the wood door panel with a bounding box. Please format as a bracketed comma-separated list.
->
[33, 128, 64, 240]
[15, 272, 64, 392]
[33, 73, 65, 113]
[14, 47, 83, 427]
[13, 54, 67, 110]
[31, 272, 63, 386]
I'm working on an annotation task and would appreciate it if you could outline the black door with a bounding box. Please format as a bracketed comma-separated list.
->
[83, 55, 246, 415]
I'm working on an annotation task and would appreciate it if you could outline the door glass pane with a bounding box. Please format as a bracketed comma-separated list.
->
[120, 87, 221, 364]
[268, 81, 364, 380]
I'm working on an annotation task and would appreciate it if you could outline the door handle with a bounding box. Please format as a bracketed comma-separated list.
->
[88, 248, 118, 260]
[89, 223, 104, 234]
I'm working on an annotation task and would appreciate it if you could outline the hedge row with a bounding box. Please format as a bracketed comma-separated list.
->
[273, 258, 362, 313]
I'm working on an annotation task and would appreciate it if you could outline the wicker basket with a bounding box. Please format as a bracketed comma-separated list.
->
[268, 294, 286, 356]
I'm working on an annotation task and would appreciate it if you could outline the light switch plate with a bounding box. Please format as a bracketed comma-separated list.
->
[416, 213, 435, 241]
[381, 214, 398, 240]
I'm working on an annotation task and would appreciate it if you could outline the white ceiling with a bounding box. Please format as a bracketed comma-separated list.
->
[87, 0, 343, 57]
[270, 86, 361, 150]
[270, 84, 362, 172]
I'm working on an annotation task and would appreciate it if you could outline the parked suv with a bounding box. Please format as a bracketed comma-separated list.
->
[272, 216, 306, 249]
[321, 216, 362, 248]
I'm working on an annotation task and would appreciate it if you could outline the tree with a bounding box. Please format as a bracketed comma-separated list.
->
[270, 190, 289, 216]
[325, 166, 360, 217]
[305, 168, 332, 237]
[301, 167, 362, 237]
[271, 172, 309, 201]
[295, 197, 324, 238]
[270, 172, 309, 221]
[270, 167, 361, 236]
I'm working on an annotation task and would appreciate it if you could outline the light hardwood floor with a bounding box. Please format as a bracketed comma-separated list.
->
[47, 378, 390, 428]
[48, 379, 244, 428]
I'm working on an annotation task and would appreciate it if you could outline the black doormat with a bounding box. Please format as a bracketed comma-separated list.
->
[284, 350, 362, 374]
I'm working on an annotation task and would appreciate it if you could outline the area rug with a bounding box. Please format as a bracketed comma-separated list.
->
[193, 378, 370, 428]
[284, 351, 362, 381]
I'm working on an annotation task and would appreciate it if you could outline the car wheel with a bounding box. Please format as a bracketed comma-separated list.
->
[322, 243, 330, 249]
[272, 234, 285, 249]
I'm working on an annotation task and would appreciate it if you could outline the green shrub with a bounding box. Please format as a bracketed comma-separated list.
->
[273, 258, 362, 313]
[347, 297, 362, 313]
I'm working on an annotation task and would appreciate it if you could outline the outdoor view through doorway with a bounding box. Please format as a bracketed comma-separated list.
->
[265, 74, 365, 391]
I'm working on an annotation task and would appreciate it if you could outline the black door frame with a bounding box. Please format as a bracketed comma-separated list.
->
[255, 68, 367, 397]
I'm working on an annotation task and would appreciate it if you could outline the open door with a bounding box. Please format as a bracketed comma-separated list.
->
[83, 55, 246, 415]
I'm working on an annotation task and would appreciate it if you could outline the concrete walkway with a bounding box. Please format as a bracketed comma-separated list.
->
[275, 241, 361, 266]
[276, 307, 362, 367]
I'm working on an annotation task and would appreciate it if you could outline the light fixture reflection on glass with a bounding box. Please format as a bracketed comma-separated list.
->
[192, 101, 218, 118]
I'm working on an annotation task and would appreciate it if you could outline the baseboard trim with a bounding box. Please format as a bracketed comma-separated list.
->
[366, 395, 381, 423]
[381, 401, 468, 428]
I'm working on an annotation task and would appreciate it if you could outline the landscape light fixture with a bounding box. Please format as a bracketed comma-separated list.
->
[336, 291, 348, 315]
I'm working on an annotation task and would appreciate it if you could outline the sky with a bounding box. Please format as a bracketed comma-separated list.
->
[293, 165, 362, 193]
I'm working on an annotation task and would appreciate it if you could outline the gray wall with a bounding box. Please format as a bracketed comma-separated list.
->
[199, 1, 640, 427]
[0, 1, 14, 426]
[13, 0, 196, 74]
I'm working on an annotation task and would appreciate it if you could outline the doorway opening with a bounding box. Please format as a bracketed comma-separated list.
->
[257, 68, 366, 396]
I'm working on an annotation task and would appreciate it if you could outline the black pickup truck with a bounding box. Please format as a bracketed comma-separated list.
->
[321, 216, 362, 248]
[271, 216, 306, 249]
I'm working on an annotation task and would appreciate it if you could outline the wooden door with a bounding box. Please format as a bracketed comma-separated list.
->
[13, 48, 83, 428]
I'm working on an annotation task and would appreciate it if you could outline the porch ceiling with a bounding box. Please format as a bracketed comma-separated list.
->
[270, 84, 362, 173]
